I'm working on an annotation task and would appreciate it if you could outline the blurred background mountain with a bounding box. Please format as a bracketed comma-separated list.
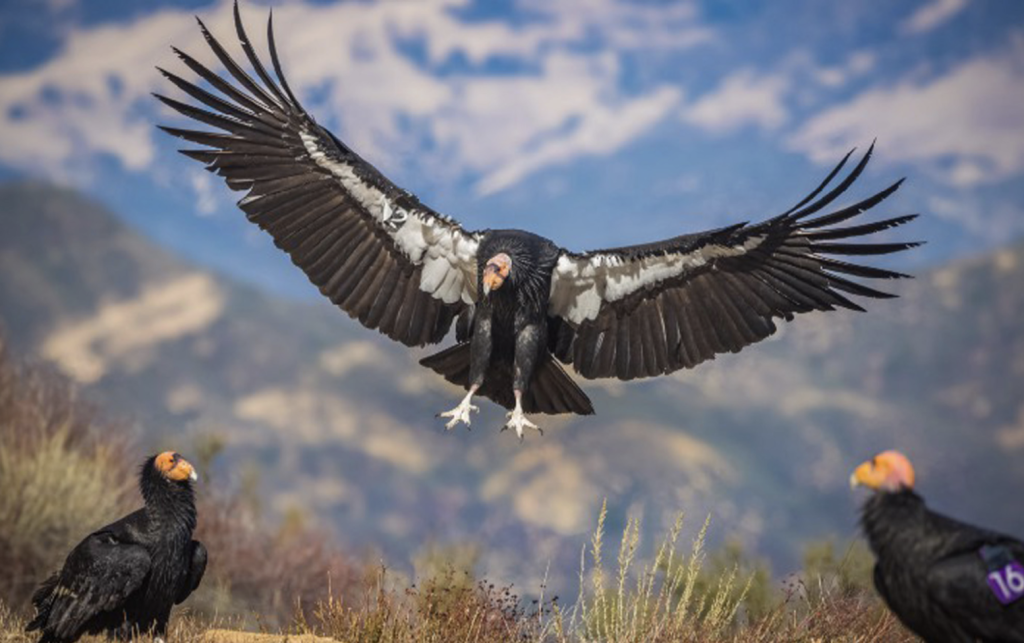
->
[2, 181, 1022, 594]
[1, 3, 1021, 639]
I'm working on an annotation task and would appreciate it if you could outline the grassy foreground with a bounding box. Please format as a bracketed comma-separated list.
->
[1, 516, 913, 642]
[1, 505, 914, 642]
[0, 335, 914, 642]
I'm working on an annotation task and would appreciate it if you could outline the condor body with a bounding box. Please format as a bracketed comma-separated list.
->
[27, 453, 206, 643]
[158, 2, 919, 437]
[852, 451, 1024, 643]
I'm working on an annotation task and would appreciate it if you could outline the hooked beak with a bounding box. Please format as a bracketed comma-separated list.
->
[850, 461, 873, 490]
[189, 468, 199, 482]
[482, 265, 505, 296]
[848, 451, 915, 493]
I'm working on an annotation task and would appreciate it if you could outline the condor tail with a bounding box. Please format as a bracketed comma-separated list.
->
[25, 573, 58, 633]
[420, 343, 594, 416]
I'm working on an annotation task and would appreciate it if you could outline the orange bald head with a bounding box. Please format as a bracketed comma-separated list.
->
[154, 451, 198, 483]
[482, 253, 511, 295]
[850, 450, 915, 492]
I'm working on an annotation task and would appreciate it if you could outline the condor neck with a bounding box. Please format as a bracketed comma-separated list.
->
[480, 234, 554, 309]
[141, 474, 197, 537]
[860, 489, 926, 557]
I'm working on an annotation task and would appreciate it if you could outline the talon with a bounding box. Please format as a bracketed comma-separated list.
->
[438, 393, 478, 431]
[503, 400, 541, 440]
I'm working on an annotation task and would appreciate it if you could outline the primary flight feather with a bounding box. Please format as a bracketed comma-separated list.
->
[157, 3, 919, 438]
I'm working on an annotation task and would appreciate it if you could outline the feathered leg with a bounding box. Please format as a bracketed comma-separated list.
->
[438, 315, 491, 430]
[503, 318, 544, 440]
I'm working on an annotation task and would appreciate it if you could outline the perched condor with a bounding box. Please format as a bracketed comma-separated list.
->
[851, 451, 1024, 642]
[27, 452, 205, 643]
[157, 3, 918, 438]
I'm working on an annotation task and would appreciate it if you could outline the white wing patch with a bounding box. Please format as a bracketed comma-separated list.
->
[300, 130, 478, 305]
[549, 237, 765, 325]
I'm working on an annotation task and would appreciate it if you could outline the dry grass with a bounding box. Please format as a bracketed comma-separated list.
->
[0, 492, 916, 643]
[0, 600, 232, 643]
[303, 566, 539, 643]
[190, 493, 363, 627]
[0, 337, 136, 607]
[1, 333, 914, 642]
[291, 502, 914, 643]
[550, 504, 749, 642]
[0, 335, 360, 627]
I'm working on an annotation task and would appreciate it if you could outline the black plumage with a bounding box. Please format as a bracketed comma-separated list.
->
[852, 451, 1024, 642]
[27, 452, 205, 643]
[158, 2, 918, 437]
[421, 230, 594, 433]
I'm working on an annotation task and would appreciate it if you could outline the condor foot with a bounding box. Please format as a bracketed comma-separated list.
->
[502, 405, 542, 441]
[437, 395, 478, 431]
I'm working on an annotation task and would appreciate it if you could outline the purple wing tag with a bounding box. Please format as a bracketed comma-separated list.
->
[979, 545, 1024, 605]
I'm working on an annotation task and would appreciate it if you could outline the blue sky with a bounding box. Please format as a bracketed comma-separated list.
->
[1, 0, 1022, 296]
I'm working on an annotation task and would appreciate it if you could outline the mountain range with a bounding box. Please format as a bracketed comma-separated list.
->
[2, 181, 1022, 590]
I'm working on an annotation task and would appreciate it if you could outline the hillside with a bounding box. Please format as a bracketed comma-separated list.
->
[1, 181, 1022, 591]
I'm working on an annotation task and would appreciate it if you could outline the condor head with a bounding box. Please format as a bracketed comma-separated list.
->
[850, 450, 915, 493]
[154, 451, 198, 483]
[482, 253, 512, 296]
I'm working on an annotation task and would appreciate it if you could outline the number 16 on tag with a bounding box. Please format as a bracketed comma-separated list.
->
[987, 561, 1024, 605]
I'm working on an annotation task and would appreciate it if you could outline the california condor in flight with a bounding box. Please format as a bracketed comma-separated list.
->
[158, 3, 918, 438]
[27, 452, 205, 643]
[851, 451, 1024, 642]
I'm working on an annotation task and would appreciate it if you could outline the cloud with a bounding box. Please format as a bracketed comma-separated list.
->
[473, 74, 682, 195]
[46, 0, 76, 12]
[809, 51, 876, 88]
[516, 0, 715, 51]
[680, 69, 790, 133]
[672, 48, 881, 138]
[189, 170, 218, 216]
[788, 42, 1024, 188]
[927, 194, 1024, 242]
[901, 0, 969, 35]
[0, 0, 714, 197]
[0, 8, 210, 182]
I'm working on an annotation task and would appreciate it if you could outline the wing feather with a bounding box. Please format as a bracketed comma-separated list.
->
[922, 537, 1024, 641]
[550, 144, 919, 380]
[30, 532, 150, 640]
[159, 2, 480, 347]
[780, 147, 854, 216]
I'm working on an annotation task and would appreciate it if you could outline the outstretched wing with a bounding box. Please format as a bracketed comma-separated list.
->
[548, 144, 919, 380]
[28, 531, 150, 640]
[156, 3, 480, 347]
